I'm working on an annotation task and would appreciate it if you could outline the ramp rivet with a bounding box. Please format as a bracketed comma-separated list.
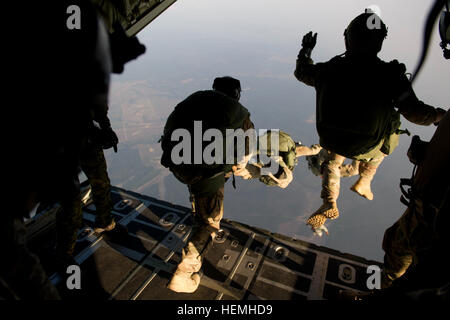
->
[274, 246, 286, 258]
[216, 230, 225, 240]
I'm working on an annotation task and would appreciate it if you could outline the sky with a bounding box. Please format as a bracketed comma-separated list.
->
[122, 0, 449, 110]
[106, 0, 449, 261]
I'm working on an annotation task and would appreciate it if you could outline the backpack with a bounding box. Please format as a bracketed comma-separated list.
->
[160, 90, 250, 174]
[316, 56, 404, 158]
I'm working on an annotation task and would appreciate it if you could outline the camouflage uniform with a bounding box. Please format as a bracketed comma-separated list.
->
[305, 147, 387, 230]
[382, 110, 450, 288]
[57, 143, 114, 259]
[306, 148, 360, 178]
[170, 115, 254, 258]
[5, 0, 121, 299]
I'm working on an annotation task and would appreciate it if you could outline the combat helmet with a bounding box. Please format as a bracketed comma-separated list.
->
[258, 130, 297, 187]
[212, 76, 241, 101]
[439, 0, 450, 58]
[344, 10, 388, 56]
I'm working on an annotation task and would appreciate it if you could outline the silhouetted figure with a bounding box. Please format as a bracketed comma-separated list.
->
[380, 1, 450, 292]
[3, 0, 145, 299]
[381, 112, 450, 289]
[294, 11, 446, 233]
[53, 0, 145, 267]
[3, 0, 112, 300]
[160, 76, 255, 293]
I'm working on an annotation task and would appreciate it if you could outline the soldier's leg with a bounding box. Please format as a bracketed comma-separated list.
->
[168, 187, 224, 293]
[381, 207, 415, 288]
[80, 146, 115, 232]
[190, 186, 224, 252]
[340, 160, 360, 177]
[0, 215, 61, 300]
[56, 191, 83, 261]
[307, 153, 345, 230]
[56, 163, 84, 261]
[350, 156, 385, 200]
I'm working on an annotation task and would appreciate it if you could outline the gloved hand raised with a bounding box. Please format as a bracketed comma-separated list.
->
[101, 126, 119, 152]
[302, 31, 318, 50]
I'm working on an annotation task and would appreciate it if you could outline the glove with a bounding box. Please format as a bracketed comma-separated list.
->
[298, 31, 317, 59]
[101, 127, 119, 152]
[302, 31, 318, 50]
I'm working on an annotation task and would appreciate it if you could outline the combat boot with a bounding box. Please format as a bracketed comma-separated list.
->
[167, 270, 201, 293]
[350, 176, 374, 200]
[167, 242, 203, 293]
[307, 201, 338, 225]
[306, 212, 327, 230]
[178, 242, 202, 273]
[350, 157, 384, 200]
[314, 153, 345, 223]
[93, 218, 116, 233]
[316, 201, 339, 219]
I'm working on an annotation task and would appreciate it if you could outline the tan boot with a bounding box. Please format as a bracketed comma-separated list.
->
[167, 270, 201, 293]
[306, 212, 327, 230]
[350, 157, 384, 200]
[316, 201, 339, 219]
[178, 242, 202, 273]
[93, 219, 116, 233]
[350, 176, 374, 200]
[306, 201, 339, 231]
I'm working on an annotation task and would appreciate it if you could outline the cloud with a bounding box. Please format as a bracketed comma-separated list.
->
[305, 114, 315, 124]
[181, 78, 195, 84]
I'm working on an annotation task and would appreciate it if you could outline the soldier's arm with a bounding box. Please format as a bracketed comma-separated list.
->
[392, 63, 446, 125]
[270, 156, 293, 189]
[232, 115, 256, 176]
[92, 103, 119, 152]
[92, 103, 111, 128]
[294, 32, 319, 87]
[295, 143, 322, 157]
[294, 50, 319, 87]
[242, 115, 255, 157]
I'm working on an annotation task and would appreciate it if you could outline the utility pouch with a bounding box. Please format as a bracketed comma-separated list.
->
[407, 135, 429, 166]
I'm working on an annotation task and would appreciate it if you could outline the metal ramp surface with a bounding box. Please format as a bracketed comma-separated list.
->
[27, 185, 381, 300]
